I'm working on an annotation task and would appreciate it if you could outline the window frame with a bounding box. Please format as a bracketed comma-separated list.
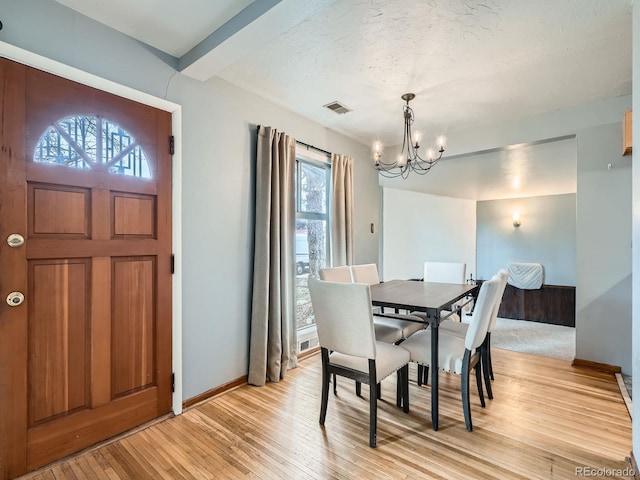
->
[294, 144, 331, 346]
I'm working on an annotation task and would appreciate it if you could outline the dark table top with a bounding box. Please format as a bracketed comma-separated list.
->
[369, 279, 478, 315]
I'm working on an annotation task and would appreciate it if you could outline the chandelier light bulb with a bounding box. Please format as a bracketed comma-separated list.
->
[413, 131, 422, 146]
[373, 140, 383, 164]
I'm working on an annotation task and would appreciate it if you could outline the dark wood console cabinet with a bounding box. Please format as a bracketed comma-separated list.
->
[479, 281, 575, 327]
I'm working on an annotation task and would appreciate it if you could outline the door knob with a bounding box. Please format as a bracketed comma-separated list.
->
[6, 292, 24, 306]
[7, 234, 25, 248]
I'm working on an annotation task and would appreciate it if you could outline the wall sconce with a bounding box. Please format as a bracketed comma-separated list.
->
[512, 213, 521, 228]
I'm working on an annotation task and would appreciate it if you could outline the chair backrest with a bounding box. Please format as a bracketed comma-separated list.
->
[487, 269, 509, 333]
[464, 275, 500, 351]
[308, 278, 376, 359]
[319, 266, 353, 283]
[350, 263, 380, 285]
[424, 261, 466, 284]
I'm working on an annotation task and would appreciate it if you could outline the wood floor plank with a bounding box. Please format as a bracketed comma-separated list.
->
[17, 348, 633, 480]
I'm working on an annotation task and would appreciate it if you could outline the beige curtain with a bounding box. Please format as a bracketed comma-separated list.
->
[248, 126, 298, 386]
[331, 153, 354, 266]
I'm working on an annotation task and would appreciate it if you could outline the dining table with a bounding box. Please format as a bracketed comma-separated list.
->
[369, 279, 479, 431]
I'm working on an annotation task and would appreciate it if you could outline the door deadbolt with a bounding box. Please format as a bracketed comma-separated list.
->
[6, 292, 24, 306]
[7, 234, 25, 248]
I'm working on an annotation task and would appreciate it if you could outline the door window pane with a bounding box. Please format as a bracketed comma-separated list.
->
[34, 115, 151, 179]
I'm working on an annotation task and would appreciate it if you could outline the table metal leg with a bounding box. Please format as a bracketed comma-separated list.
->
[431, 318, 439, 431]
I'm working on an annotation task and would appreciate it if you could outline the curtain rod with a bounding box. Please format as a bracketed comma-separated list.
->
[296, 140, 331, 157]
[256, 125, 331, 157]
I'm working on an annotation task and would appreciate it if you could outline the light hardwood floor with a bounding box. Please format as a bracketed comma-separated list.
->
[20, 348, 633, 480]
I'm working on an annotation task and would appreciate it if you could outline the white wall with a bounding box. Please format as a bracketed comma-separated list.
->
[477, 194, 577, 285]
[0, 0, 381, 401]
[575, 122, 631, 374]
[382, 188, 476, 281]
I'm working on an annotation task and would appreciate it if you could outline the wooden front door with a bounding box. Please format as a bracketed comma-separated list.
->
[0, 58, 173, 479]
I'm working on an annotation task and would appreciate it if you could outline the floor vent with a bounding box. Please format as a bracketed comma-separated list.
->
[298, 331, 319, 353]
[323, 101, 351, 115]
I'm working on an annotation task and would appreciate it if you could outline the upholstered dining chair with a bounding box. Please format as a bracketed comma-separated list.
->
[399, 276, 500, 431]
[319, 266, 403, 345]
[308, 278, 410, 447]
[424, 261, 467, 285]
[414, 261, 467, 322]
[318, 265, 352, 283]
[348, 263, 425, 400]
[350, 263, 425, 340]
[413, 261, 467, 385]
[319, 266, 404, 398]
[438, 269, 508, 399]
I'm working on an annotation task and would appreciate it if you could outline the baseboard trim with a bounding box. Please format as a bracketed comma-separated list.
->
[298, 346, 320, 360]
[183, 349, 321, 410]
[626, 451, 639, 479]
[572, 358, 622, 374]
[615, 373, 633, 420]
[183, 375, 247, 410]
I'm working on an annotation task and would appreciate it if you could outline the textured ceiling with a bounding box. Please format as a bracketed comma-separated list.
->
[217, 0, 631, 147]
[52, 0, 631, 199]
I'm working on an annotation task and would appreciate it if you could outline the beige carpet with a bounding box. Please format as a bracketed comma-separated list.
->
[491, 317, 575, 361]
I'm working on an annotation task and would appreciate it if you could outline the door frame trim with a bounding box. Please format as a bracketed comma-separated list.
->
[0, 41, 184, 416]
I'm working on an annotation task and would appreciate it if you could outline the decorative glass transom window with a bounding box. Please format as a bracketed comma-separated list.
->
[34, 115, 151, 179]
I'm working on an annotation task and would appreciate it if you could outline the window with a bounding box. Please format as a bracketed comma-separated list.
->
[34, 115, 151, 178]
[294, 145, 331, 344]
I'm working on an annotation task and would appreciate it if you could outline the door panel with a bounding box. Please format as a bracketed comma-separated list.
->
[113, 193, 156, 237]
[112, 257, 156, 397]
[29, 184, 91, 237]
[29, 259, 90, 425]
[0, 58, 172, 478]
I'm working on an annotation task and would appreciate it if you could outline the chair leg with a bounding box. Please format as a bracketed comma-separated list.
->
[481, 343, 493, 400]
[377, 383, 382, 400]
[396, 371, 402, 408]
[487, 332, 494, 381]
[402, 365, 410, 413]
[461, 349, 473, 432]
[422, 365, 429, 385]
[320, 350, 330, 426]
[356, 381, 362, 397]
[368, 360, 377, 448]
[417, 364, 423, 386]
[475, 361, 486, 408]
[332, 373, 337, 395]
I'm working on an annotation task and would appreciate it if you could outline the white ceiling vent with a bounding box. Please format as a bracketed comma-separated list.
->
[323, 101, 351, 115]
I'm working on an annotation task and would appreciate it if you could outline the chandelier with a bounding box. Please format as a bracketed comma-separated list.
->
[373, 93, 445, 179]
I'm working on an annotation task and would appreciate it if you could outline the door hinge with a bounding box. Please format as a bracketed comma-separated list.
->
[171, 254, 175, 274]
[169, 135, 175, 155]
[171, 373, 175, 393]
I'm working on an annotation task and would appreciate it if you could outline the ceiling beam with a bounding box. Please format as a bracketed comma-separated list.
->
[179, 0, 339, 81]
